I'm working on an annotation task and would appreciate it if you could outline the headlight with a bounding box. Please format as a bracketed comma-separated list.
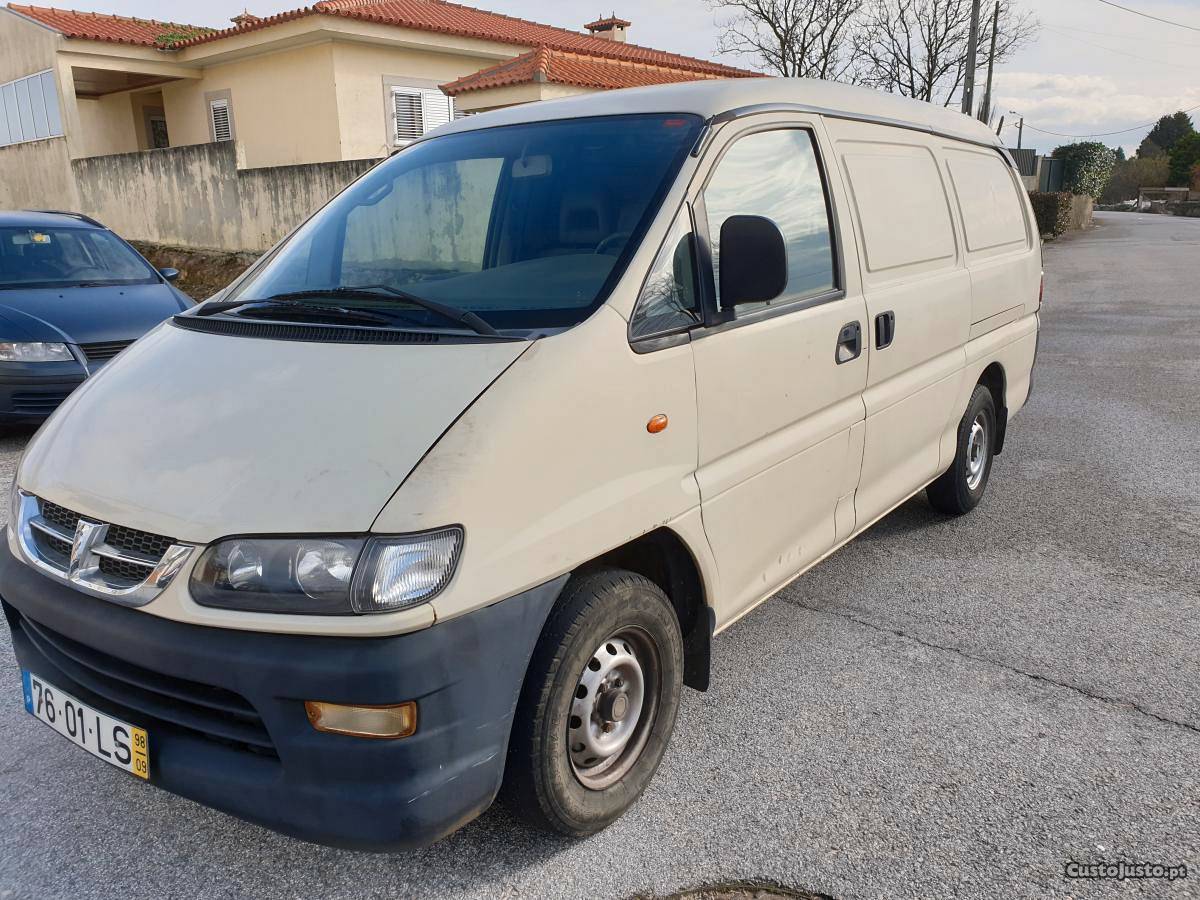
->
[0, 342, 73, 362]
[190, 528, 463, 615]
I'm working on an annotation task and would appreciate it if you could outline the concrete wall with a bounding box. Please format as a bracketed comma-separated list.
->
[162, 42, 342, 169]
[0, 136, 79, 209]
[71, 141, 377, 251]
[1067, 194, 1094, 231]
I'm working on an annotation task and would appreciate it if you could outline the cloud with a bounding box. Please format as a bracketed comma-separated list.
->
[994, 71, 1200, 149]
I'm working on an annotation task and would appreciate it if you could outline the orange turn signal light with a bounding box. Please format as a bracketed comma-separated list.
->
[304, 700, 418, 739]
[647, 414, 669, 434]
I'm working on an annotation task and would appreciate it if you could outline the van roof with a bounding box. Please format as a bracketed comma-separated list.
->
[434, 78, 1002, 149]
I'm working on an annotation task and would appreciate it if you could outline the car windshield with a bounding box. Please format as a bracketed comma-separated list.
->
[0, 226, 158, 289]
[226, 113, 703, 332]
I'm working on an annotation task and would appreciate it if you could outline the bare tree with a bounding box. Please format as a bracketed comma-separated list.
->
[851, 0, 1036, 107]
[711, 0, 865, 80]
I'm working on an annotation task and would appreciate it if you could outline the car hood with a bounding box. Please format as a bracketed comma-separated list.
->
[0, 283, 188, 344]
[18, 321, 530, 543]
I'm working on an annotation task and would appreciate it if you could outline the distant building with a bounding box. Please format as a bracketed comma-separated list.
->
[0, 1, 753, 202]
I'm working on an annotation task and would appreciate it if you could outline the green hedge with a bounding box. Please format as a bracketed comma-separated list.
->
[1029, 192, 1073, 237]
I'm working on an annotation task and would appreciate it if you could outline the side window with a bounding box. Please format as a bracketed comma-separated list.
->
[630, 209, 700, 339]
[704, 129, 836, 315]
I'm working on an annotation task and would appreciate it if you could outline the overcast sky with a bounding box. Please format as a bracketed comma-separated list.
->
[39, 0, 1200, 154]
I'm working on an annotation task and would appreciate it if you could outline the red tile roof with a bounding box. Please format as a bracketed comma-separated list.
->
[7, 4, 212, 46]
[170, 0, 752, 77]
[443, 45, 750, 95]
[7, 0, 752, 79]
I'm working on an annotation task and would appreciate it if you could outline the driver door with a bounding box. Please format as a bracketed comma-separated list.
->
[690, 120, 869, 624]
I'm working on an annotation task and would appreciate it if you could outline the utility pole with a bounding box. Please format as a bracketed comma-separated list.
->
[978, 1, 1000, 123]
[961, 0, 982, 115]
[995, 114, 1005, 137]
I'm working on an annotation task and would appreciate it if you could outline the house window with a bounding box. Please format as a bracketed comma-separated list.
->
[209, 97, 233, 143]
[391, 86, 455, 146]
[0, 70, 63, 148]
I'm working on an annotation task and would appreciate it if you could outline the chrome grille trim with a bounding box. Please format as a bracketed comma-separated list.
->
[13, 491, 194, 607]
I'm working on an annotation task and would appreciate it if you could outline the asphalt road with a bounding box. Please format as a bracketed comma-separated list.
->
[1, 211, 1198, 899]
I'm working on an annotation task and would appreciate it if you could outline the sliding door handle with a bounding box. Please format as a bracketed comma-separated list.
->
[875, 310, 896, 349]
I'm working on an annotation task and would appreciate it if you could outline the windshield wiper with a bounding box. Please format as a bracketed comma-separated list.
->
[224, 300, 396, 327]
[268, 286, 502, 338]
[194, 289, 504, 338]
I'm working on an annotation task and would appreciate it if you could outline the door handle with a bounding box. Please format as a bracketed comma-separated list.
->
[836, 321, 861, 364]
[875, 311, 896, 349]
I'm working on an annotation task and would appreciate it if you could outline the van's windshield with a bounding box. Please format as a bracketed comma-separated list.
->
[225, 113, 703, 334]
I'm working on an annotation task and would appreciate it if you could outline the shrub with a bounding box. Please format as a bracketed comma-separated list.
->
[1052, 142, 1117, 198]
[1028, 192, 1073, 236]
[1100, 156, 1169, 203]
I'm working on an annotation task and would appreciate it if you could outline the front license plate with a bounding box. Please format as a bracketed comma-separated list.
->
[21, 670, 149, 779]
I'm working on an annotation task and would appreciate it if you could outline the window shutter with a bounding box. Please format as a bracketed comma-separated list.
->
[392, 88, 423, 145]
[393, 87, 456, 145]
[209, 98, 232, 143]
[420, 89, 453, 132]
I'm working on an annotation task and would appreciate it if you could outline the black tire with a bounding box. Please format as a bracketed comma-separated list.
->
[927, 384, 997, 515]
[501, 568, 683, 837]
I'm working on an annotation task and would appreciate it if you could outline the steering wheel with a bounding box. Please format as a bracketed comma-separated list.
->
[594, 232, 633, 256]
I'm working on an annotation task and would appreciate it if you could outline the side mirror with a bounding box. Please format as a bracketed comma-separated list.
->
[718, 215, 787, 309]
[159, 267, 181, 283]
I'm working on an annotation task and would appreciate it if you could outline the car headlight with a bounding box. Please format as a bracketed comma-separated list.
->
[190, 528, 463, 615]
[0, 342, 73, 362]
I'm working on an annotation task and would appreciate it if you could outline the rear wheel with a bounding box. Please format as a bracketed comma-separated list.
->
[927, 384, 997, 515]
[502, 569, 683, 836]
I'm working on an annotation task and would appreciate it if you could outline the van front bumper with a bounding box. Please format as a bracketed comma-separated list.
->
[0, 542, 565, 850]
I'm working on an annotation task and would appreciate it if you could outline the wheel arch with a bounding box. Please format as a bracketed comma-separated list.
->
[977, 362, 1008, 454]
[577, 528, 713, 692]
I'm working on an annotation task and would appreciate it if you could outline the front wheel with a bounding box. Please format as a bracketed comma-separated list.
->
[501, 569, 683, 836]
[927, 384, 997, 515]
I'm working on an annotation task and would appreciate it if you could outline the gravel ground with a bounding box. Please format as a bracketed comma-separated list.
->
[1, 212, 1197, 899]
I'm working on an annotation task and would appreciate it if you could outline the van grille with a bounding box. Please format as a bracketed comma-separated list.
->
[34, 498, 176, 587]
[16, 611, 276, 756]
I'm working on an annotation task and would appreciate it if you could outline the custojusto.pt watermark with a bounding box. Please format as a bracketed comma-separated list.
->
[1064, 861, 1188, 882]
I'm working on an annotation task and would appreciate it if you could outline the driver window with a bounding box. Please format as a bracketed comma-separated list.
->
[630, 209, 700, 339]
[704, 128, 836, 316]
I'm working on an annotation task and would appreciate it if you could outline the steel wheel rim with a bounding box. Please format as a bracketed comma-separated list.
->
[567, 626, 660, 790]
[965, 414, 988, 491]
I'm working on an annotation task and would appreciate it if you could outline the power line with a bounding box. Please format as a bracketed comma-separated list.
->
[1041, 25, 1200, 72]
[1013, 102, 1200, 138]
[1044, 20, 1200, 48]
[1089, 0, 1200, 33]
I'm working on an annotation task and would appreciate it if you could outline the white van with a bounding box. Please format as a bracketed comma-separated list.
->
[3, 79, 1039, 849]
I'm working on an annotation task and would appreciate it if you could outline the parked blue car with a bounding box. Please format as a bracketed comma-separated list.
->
[0, 210, 192, 424]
